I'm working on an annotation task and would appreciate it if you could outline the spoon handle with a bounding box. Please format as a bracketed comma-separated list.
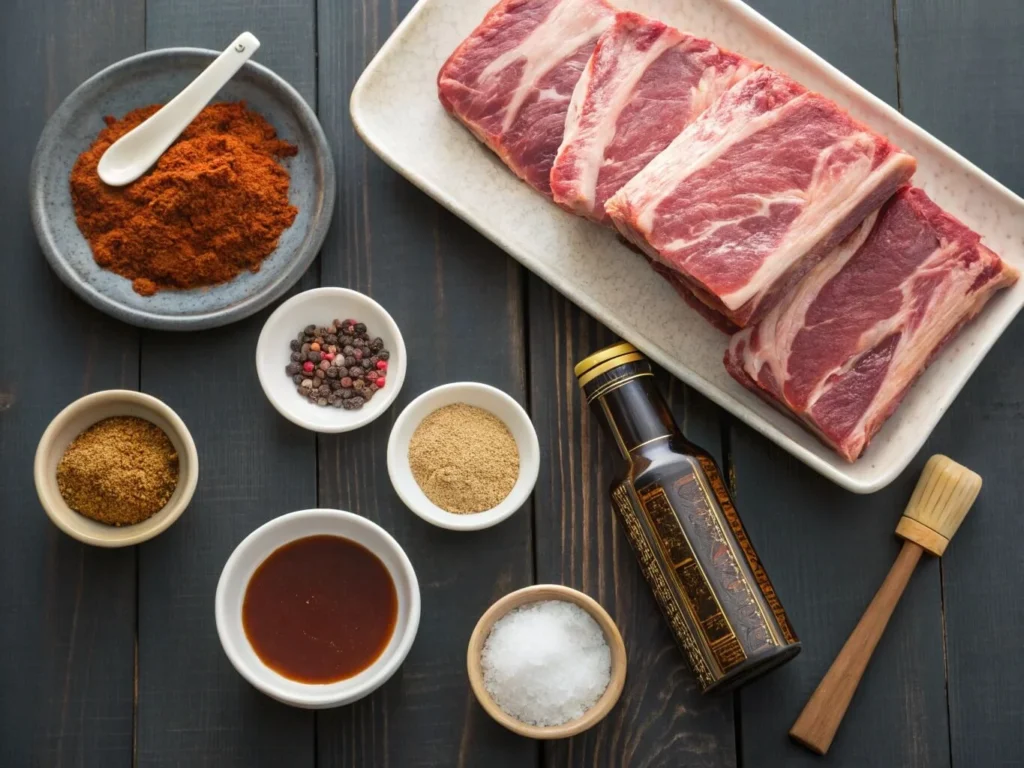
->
[97, 32, 260, 185]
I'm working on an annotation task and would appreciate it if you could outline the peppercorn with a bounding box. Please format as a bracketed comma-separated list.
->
[292, 374, 303, 384]
[315, 369, 325, 380]
[376, 360, 388, 371]
[340, 376, 353, 388]
[375, 377, 386, 388]
[349, 366, 363, 378]
[304, 324, 316, 335]
[344, 356, 356, 367]
[301, 379, 313, 389]
[332, 399, 343, 408]
[326, 334, 338, 345]
[354, 322, 366, 334]
[361, 358, 372, 370]
[285, 363, 299, 376]
[319, 360, 331, 371]
[378, 350, 390, 361]
[340, 389, 352, 399]
[308, 351, 321, 363]
[353, 379, 365, 391]
[369, 337, 384, 352]
[317, 398, 328, 406]
[326, 367, 339, 379]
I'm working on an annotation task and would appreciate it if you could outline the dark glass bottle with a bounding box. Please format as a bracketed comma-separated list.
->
[576, 342, 800, 693]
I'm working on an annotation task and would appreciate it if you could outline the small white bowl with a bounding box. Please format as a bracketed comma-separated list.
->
[386, 382, 540, 531]
[256, 287, 407, 432]
[215, 509, 420, 709]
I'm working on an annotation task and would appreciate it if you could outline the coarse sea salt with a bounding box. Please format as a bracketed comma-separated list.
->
[480, 599, 612, 727]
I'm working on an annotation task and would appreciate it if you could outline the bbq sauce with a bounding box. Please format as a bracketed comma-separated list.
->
[242, 535, 398, 684]
[576, 343, 800, 693]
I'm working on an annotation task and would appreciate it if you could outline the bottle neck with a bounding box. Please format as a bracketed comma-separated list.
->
[591, 374, 680, 459]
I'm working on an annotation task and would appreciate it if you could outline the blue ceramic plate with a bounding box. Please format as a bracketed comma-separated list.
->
[29, 48, 335, 330]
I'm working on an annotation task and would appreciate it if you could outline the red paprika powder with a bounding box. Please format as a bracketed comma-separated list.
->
[70, 101, 298, 296]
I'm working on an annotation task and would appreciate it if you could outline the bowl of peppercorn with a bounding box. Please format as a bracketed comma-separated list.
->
[256, 287, 407, 432]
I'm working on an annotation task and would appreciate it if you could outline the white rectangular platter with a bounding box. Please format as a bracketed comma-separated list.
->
[350, 0, 1024, 493]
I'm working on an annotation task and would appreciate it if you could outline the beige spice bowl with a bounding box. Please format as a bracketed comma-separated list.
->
[386, 382, 539, 531]
[34, 390, 199, 547]
[466, 584, 628, 740]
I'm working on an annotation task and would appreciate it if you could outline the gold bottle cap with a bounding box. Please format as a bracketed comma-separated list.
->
[574, 342, 644, 387]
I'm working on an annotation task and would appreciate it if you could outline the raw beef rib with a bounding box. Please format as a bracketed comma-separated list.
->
[606, 67, 917, 328]
[725, 186, 1019, 462]
[551, 12, 758, 223]
[437, 0, 616, 196]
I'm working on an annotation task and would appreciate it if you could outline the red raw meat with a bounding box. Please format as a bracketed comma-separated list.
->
[551, 12, 758, 223]
[725, 186, 1019, 461]
[606, 67, 917, 328]
[437, 0, 616, 196]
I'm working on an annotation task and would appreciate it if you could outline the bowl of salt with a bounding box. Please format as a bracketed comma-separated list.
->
[466, 584, 627, 739]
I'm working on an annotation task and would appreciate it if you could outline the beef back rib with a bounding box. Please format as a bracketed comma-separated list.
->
[550, 12, 758, 223]
[606, 67, 917, 328]
[725, 186, 1019, 462]
[437, 0, 616, 196]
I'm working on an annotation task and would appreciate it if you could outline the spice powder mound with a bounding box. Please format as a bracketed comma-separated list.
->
[408, 404, 519, 514]
[56, 416, 179, 526]
[70, 101, 298, 296]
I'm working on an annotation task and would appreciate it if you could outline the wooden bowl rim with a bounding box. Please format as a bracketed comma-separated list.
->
[466, 584, 627, 740]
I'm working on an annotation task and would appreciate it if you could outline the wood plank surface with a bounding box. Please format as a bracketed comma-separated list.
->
[728, 2, 951, 766]
[134, 1, 318, 765]
[314, 2, 536, 766]
[527, 282, 738, 767]
[895, 1, 1024, 764]
[0, 1, 143, 766]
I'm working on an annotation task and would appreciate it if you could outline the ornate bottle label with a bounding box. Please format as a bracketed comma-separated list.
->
[637, 485, 748, 673]
[695, 456, 798, 645]
[610, 483, 715, 690]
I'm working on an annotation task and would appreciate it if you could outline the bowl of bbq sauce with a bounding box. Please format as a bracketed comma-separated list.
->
[215, 509, 420, 708]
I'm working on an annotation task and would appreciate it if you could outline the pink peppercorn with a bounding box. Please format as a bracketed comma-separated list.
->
[302, 361, 314, 373]
[323, 352, 335, 361]
[375, 377, 386, 388]
[375, 360, 387, 371]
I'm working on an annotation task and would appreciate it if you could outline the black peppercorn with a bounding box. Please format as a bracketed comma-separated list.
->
[369, 337, 384, 352]
[304, 324, 316, 335]
[355, 322, 367, 334]
[326, 367, 339, 379]
[378, 350, 390, 361]
[349, 366, 363, 378]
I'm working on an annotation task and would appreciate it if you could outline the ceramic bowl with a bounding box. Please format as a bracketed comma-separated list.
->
[29, 47, 334, 330]
[215, 508, 421, 709]
[466, 584, 627, 739]
[386, 382, 539, 531]
[256, 287, 407, 432]
[34, 390, 199, 547]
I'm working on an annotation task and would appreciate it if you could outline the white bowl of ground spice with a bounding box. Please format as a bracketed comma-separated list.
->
[387, 382, 540, 531]
[34, 390, 199, 547]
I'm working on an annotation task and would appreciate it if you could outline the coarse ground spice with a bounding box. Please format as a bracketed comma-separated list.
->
[408, 404, 519, 514]
[70, 101, 298, 296]
[56, 416, 179, 526]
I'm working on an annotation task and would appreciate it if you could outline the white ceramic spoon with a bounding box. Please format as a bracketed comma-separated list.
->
[97, 32, 261, 186]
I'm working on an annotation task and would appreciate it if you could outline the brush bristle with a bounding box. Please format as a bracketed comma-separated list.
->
[898, 455, 981, 555]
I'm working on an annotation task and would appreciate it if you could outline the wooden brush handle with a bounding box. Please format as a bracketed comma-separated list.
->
[789, 539, 924, 755]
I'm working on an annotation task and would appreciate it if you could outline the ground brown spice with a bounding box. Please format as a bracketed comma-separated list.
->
[56, 416, 179, 526]
[408, 404, 519, 514]
[69, 101, 298, 296]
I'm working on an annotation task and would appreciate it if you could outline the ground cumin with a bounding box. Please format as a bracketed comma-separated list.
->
[408, 404, 519, 514]
[56, 416, 179, 526]
[69, 101, 298, 296]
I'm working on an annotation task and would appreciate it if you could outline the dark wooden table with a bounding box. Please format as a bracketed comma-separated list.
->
[3, 0, 1022, 765]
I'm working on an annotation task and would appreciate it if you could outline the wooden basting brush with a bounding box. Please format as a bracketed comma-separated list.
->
[789, 454, 982, 755]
